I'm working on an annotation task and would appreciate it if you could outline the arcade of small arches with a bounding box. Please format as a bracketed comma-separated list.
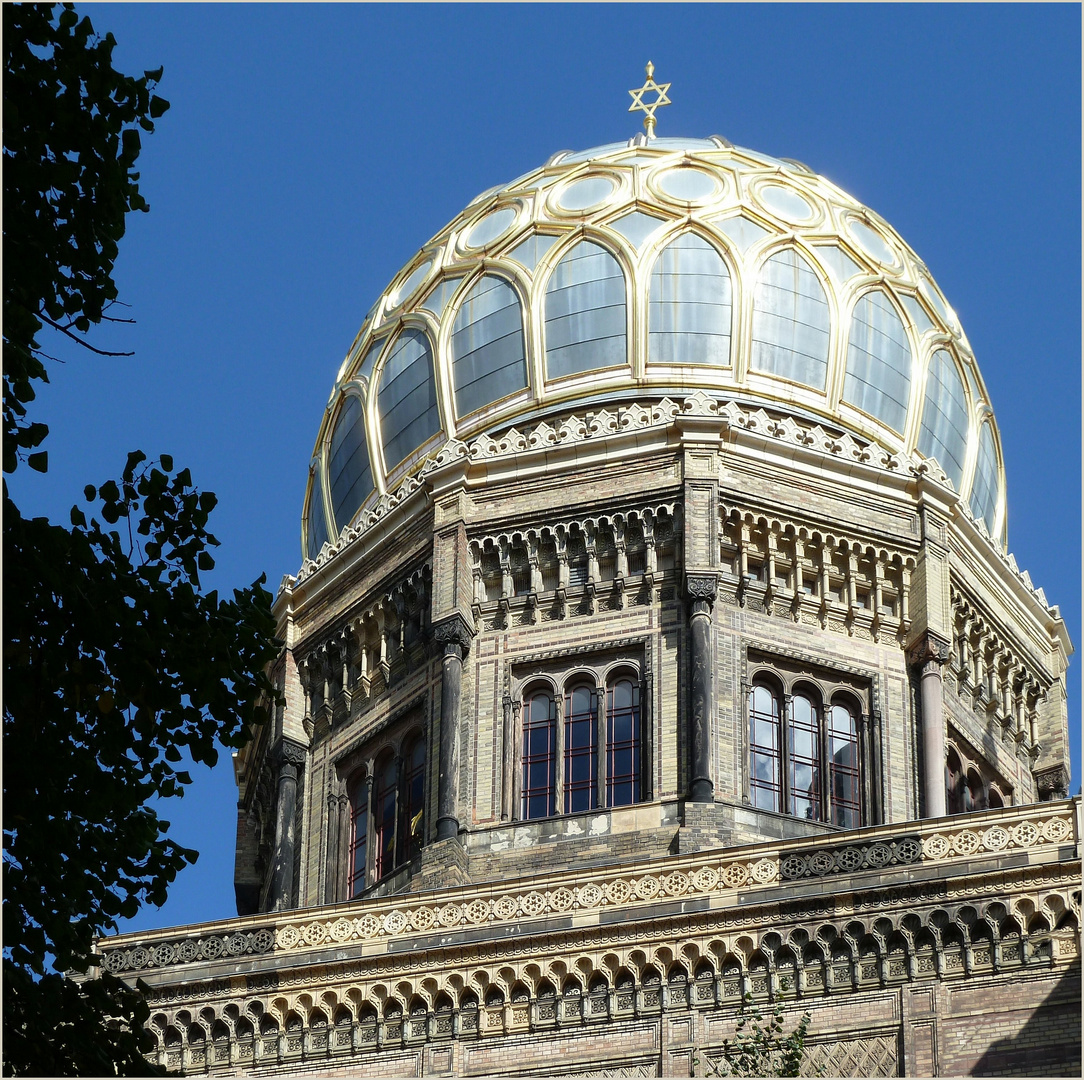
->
[946, 740, 1012, 815]
[142, 891, 1079, 1069]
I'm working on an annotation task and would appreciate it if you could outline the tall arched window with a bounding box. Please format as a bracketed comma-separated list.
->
[328, 394, 374, 534]
[377, 327, 441, 474]
[648, 233, 731, 366]
[564, 685, 598, 814]
[750, 248, 831, 390]
[969, 421, 999, 533]
[843, 290, 912, 433]
[749, 683, 782, 812]
[946, 747, 964, 814]
[348, 774, 368, 898]
[917, 350, 968, 491]
[450, 274, 528, 418]
[372, 752, 398, 880]
[522, 689, 556, 819]
[304, 474, 329, 560]
[828, 700, 861, 829]
[788, 691, 820, 821]
[399, 734, 426, 864]
[606, 677, 640, 807]
[544, 240, 627, 380]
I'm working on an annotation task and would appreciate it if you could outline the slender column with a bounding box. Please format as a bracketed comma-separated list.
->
[434, 615, 474, 841]
[686, 573, 717, 802]
[268, 737, 307, 910]
[910, 636, 949, 819]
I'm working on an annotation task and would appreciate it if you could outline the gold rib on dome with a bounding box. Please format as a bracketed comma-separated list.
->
[304, 135, 1004, 560]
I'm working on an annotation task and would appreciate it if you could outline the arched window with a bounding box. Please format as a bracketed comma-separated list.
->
[304, 474, 329, 560]
[372, 752, 398, 881]
[946, 748, 964, 814]
[917, 350, 968, 491]
[450, 275, 528, 418]
[969, 421, 999, 533]
[648, 233, 731, 366]
[328, 395, 374, 535]
[750, 248, 831, 390]
[843, 290, 912, 433]
[749, 682, 782, 813]
[522, 689, 556, 819]
[828, 700, 861, 829]
[564, 684, 598, 814]
[606, 677, 640, 807]
[377, 327, 441, 474]
[348, 773, 368, 898]
[788, 691, 820, 821]
[544, 240, 627, 380]
[399, 734, 426, 863]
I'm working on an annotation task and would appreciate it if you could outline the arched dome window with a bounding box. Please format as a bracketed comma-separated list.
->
[843, 291, 912, 433]
[377, 328, 441, 474]
[750, 248, 831, 390]
[648, 233, 732, 366]
[970, 421, 999, 533]
[544, 240, 627, 380]
[917, 350, 968, 491]
[450, 275, 528, 418]
[304, 473, 329, 559]
[328, 395, 374, 534]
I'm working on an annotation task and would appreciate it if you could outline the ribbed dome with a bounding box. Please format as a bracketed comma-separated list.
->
[303, 135, 1004, 560]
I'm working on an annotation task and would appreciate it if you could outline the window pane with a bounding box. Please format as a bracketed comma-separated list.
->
[373, 756, 398, 880]
[305, 476, 329, 560]
[843, 290, 912, 433]
[917, 350, 968, 491]
[377, 328, 441, 473]
[348, 782, 367, 898]
[451, 275, 528, 417]
[544, 240, 627, 379]
[828, 703, 861, 829]
[328, 395, 374, 534]
[565, 686, 597, 814]
[399, 737, 426, 864]
[969, 421, 999, 533]
[750, 249, 830, 389]
[521, 692, 555, 819]
[649, 233, 732, 366]
[788, 694, 821, 821]
[607, 679, 640, 808]
[749, 684, 781, 813]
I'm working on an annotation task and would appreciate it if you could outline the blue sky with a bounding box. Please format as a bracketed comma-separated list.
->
[12, 4, 1079, 934]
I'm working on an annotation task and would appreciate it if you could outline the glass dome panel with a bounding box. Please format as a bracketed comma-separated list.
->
[390, 259, 433, 307]
[559, 176, 615, 211]
[917, 350, 968, 491]
[609, 210, 666, 250]
[900, 294, 935, 338]
[847, 220, 897, 267]
[750, 248, 831, 390]
[357, 337, 386, 382]
[758, 183, 814, 223]
[970, 421, 999, 532]
[508, 233, 559, 273]
[305, 475, 329, 560]
[561, 141, 634, 163]
[377, 328, 442, 473]
[815, 244, 863, 285]
[419, 276, 465, 319]
[328, 394, 374, 533]
[451, 275, 528, 418]
[843, 290, 912, 433]
[658, 167, 719, 202]
[649, 233, 731, 366]
[713, 214, 772, 254]
[466, 207, 517, 249]
[544, 240, 627, 379]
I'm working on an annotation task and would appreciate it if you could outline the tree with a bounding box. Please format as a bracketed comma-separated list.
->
[3, 5, 280, 1074]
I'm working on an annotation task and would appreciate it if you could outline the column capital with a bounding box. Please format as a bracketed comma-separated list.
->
[685, 572, 718, 618]
[272, 735, 308, 770]
[907, 631, 951, 670]
[433, 613, 475, 656]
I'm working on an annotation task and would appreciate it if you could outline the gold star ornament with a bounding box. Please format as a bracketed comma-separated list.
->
[628, 61, 671, 139]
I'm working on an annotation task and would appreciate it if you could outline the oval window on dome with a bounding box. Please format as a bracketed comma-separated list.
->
[917, 350, 968, 491]
[377, 328, 442, 473]
[750, 248, 830, 390]
[847, 220, 898, 268]
[649, 233, 732, 366]
[451, 275, 528, 418]
[466, 206, 517, 249]
[558, 176, 615, 212]
[328, 394, 374, 534]
[304, 472, 330, 560]
[969, 421, 999, 534]
[843, 290, 912, 433]
[758, 183, 814, 224]
[544, 240, 627, 380]
[390, 259, 433, 308]
[658, 166, 719, 203]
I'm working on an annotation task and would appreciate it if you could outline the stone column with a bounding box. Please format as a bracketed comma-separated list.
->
[269, 737, 307, 911]
[910, 635, 949, 819]
[686, 573, 717, 802]
[434, 615, 474, 841]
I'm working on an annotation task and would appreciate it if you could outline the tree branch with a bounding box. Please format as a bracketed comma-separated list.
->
[39, 316, 135, 358]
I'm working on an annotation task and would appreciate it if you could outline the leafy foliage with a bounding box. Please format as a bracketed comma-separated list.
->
[3, 5, 281, 1074]
[3, 1, 167, 475]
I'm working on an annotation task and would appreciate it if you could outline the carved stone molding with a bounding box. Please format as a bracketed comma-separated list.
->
[907, 632, 951, 670]
[273, 736, 308, 768]
[432, 613, 475, 656]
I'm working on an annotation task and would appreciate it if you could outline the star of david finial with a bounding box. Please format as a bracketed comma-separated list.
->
[628, 61, 671, 139]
